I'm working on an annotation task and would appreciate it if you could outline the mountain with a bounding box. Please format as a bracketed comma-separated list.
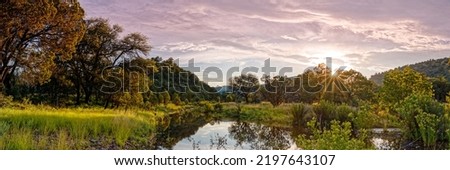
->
[370, 57, 450, 85]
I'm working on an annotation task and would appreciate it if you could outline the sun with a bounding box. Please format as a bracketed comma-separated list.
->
[308, 49, 353, 73]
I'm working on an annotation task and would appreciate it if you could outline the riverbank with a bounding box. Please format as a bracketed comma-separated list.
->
[1, 102, 448, 150]
[0, 106, 166, 149]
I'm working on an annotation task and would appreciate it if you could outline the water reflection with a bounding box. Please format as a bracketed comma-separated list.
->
[167, 121, 297, 150]
[154, 112, 406, 150]
[229, 122, 296, 150]
[154, 111, 213, 150]
[370, 128, 402, 150]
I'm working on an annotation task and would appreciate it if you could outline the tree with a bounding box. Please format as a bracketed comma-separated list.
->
[378, 67, 433, 108]
[261, 75, 291, 107]
[103, 58, 154, 108]
[162, 91, 171, 105]
[0, 0, 85, 89]
[67, 18, 150, 104]
[229, 74, 260, 103]
[340, 70, 378, 103]
[431, 76, 450, 102]
[298, 70, 322, 103]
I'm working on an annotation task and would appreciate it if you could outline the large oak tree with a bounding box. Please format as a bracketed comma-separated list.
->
[0, 0, 85, 90]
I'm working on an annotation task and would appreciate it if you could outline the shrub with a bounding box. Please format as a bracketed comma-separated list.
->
[312, 101, 353, 129]
[290, 103, 313, 126]
[395, 94, 446, 146]
[198, 101, 215, 113]
[335, 104, 354, 122]
[296, 118, 372, 150]
[214, 103, 223, 113]
[349, 103, 378, 129]
[312, 101, 336, 128]
[415, 111, 438, 148]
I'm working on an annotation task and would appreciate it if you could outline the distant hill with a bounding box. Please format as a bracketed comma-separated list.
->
[150, 57, 218, 101]
[370, 57, 450, 85]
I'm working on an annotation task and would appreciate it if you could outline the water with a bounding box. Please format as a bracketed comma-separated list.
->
[172, 121, 298, 150]
[370, 128, 402, 150]
[155, 116, 402, 150]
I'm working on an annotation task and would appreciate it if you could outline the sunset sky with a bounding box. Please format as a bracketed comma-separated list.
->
[79, 0, 450, 85]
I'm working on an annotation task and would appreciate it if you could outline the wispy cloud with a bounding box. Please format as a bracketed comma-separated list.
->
[79, 0, 450, 83]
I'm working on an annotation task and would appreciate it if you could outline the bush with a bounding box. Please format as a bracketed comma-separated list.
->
[312, 101, 336, 128]
[335, 104, 354, 122]
[312, 101, 353, 129]
[296, 118, 372, 150]
[290, 103, 313, 126]
[415, 111, 438, 148]
[198, 101, 215, 113]
[214, 103, 223, 113]
[349, 103, 379, 129]
[395, 94, 446, 146]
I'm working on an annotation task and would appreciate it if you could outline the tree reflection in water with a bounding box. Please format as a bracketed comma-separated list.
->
[210, 133, 228, 150]
[228, 122, 296, 150]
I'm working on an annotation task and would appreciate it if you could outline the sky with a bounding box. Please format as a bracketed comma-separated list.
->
[79, 0, 450, 86]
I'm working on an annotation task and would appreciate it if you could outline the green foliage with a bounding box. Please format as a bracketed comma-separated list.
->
[150, 57, 217, 103]
[447, 129, 450, 149]
[446, 95, 450, 148]
[229, 74, 260, 103]
[370, 57, 450, 85]
[261, 75, 291, 107]
[172, 93, 182, 105]
[214, 103, 223, 113]
[162, 91, 171, 105]
[431, 77, 450, 102]
[218, 103, 293, 126]
[290, 103, 313, 127]
[349, 103, 379, 129]
[297, 119, 372, 150]
[0, 0, 86, 86]
[379, 67, 433, 108]
[295, 67, 376, 105]
[197, 101, 215, 113]
[312, 101, 353, 129]
[158, 94, 164, 105]
[395, 94, 446, 146]
[225, 94, 235, 102]
[415, 111, 439, 148]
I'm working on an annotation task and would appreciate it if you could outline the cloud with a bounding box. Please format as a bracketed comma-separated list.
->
[79, 0, 450, 83]
[280, 35, 298, 41]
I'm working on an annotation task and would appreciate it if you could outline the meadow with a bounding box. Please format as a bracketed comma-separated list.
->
[0, 105, 167, 149]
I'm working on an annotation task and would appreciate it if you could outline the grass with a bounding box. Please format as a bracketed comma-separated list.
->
[0, 105, 166, 149]
[218, 102, 294, 127]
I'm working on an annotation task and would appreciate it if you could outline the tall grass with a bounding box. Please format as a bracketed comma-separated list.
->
[0, 106, 162, 149]
[290, 103, 313, 127]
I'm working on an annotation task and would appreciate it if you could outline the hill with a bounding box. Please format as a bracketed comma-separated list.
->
[150, 57, 218, 102]
[370, 57, 450, 85]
